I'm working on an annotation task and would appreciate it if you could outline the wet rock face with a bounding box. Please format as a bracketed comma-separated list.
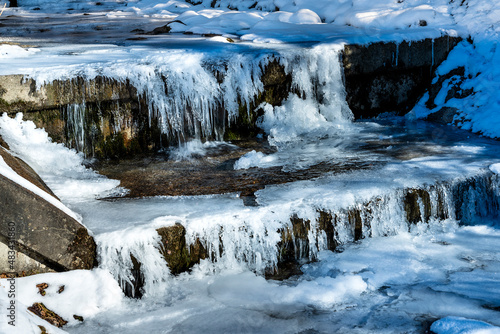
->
[405, 189, 432, 224]
[224, 59, 292, 141]
[0, 148, 97, 276]
[343, 36, 461, 118]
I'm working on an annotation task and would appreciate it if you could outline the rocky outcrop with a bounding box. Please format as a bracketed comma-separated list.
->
[0, 75, 136, 113]
[343, 36, 461, 118]
[0, 147, 97, 276]
[419, 64, 474, 125]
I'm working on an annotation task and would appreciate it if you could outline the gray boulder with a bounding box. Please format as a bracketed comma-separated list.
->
[0, 145, 96, 276]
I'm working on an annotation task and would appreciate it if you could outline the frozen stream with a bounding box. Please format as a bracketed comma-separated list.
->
[1, 111, 500, 333]
[1, 2, 500, 330]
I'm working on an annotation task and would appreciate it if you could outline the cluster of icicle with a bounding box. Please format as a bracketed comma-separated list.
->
[58, 43, 351, 150]
[98, 172, 499, 297]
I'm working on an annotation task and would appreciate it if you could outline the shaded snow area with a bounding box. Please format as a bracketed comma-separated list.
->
[409, 2, 500, 139]
[411, 38, 500, 139]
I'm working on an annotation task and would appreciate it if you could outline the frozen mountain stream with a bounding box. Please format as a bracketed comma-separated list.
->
[2, 109, 500, 333]
[1, 3, 500, 332]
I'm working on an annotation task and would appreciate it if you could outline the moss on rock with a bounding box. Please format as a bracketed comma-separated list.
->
[156, 224, 208, 275]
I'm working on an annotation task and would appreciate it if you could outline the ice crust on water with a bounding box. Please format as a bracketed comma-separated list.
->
[2, 112, 500, 333]
[3, 112, 500, 327]
[95, 166, 500, 297]
[11, 216, 500, 333]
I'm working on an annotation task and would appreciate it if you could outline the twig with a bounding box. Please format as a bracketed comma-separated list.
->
[0, 3, 7, 17]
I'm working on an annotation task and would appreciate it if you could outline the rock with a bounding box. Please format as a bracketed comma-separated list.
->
[0, 135, 9, 149]
[73, 314, 84, 322]
[146, 20, 186, 35]
[404, 189, 432, 224]
[28, 303, 67, 328]
[146, 24, 171, 35]
[125, 254, 145, 298]
[317, 210, 337, 251]
[156, 224, 208, 275]
[0, 148, 97, 275]
[424, 106, 459, 125]
[343, 36, 461, 118]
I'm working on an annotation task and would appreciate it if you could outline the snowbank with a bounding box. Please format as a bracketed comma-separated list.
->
[0, 269, 123, 333]
[432, 317, 500, 334]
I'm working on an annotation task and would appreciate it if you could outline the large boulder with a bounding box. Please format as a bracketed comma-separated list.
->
[0, 146, 97, 276]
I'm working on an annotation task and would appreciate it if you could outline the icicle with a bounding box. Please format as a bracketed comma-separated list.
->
[65, 102, 87, 153]
[94, 172, 500, 295]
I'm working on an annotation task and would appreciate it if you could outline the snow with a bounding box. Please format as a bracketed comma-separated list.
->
[0, 113, 123, 204]
[0, 44, 39, 58]
[234, 150, 276, 169]
[0, 269, 123, 333]
[411, 39, 500, 139]
[490, 164, 500, 175]
[432, 317, 500, 334]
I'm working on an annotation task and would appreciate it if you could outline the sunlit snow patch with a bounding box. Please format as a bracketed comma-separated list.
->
[490, 163, 500, 174]
[0, 44, 39, 58]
